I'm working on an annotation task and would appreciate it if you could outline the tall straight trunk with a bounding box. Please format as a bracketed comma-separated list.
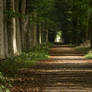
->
[16, 0, 22, 54]
[41, 20, 46, 43]
[3, 0, 9, 57]
[37, 16, 42, 45]
[25, 16, 30, 49]
[21, 0, 26, 50]
[30, 14, 35, 48]
[27, 17, 32, 49]
[0, 0, 5, 58]
[46, 29, 48, 43]
[39, 23, 42, 45]
[11, 0, 18, 55]
[88, 15, 92, 48]
[45, 19, 48, 43]
[32, 11, 37, 47]
[5, 0, 14, 56]
[41, 21, 44, 43]
[90, 30, 92, 48]
[16, 19, 22, 54]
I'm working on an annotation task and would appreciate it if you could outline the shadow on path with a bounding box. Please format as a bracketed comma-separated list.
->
[11, 45, 92, 92]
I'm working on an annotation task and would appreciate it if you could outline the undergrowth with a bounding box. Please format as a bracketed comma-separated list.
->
[85, 50, 92, 59]
[75, 46, 92, 59]
[0, 43, 50, 77]
[75, 46, 90, 54]
[0, 43, 51, 92]
[0, 72, 11, 92]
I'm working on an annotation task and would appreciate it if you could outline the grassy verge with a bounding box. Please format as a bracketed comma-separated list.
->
[0, 43, 51, 92]
[75, 46, 92, 59]
[0, 46, 49, 77]
[85, 50, 92, 59]
[75, 46, 90, 54]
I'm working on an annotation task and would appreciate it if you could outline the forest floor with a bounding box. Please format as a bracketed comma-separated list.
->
[11, 45, 92, 92]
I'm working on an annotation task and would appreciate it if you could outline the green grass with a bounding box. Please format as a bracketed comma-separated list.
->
[75, 46, 92, 59]
[75, 46, 90, 54]
[0, 49, 49, 77]
[85, 50, 92, 59]
[0, 72, 11, 92]
[0, 43, 51, 91]
[0, 42, 51, 77]
[0, 45, 49, 92]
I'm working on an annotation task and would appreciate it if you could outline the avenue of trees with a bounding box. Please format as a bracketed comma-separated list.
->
[0, 0, 54, 59]
[0, 0, 92, 59]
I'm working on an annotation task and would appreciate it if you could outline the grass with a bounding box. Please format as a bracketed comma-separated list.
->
[75, 46, 90, 54]
[0, 47, 49, 77]
[0, 72, 11, 92]
[75, 46, 92, 59]
[85, 50, 92, 59]
[0, 43, 50, 92]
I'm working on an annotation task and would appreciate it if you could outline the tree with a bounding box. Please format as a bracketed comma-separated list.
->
[0, 0, 5, 58]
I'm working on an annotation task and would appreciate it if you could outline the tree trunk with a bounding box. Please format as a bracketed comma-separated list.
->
[20, 0, 26, 50]
[32, 11, 37, 47]
[11, 0, 18, 55]
[46, 29, 48, 43]
[39, 23, 42, 45]
[37, 16, 42, 45]
[0, 0, 5, 59]
[3, 0, 9, 57]
[90, 30, 92, 48]
[45, 19, 48, 43]
[16, 0, 22, 54]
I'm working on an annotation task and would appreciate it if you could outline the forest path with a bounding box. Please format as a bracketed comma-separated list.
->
[11, 45, 92, 92]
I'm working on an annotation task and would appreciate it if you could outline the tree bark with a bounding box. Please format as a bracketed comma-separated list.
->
[32, 11, 37, 47]
[46, 29, 49, 43]
[16, 0, 22, 54]
[20, 0, 26, 50]
[39, 23, 42, 45]
[3, 0, 9, 57]
[90, 30, 92, 48]
[45, 19, 48, 43]
[11, 0, 18, 55]
[0, 0, 5, 59]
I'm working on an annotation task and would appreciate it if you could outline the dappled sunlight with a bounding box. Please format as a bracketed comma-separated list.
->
[19, 69, 92, 73]
[11, 46, 92, 92]
[50, 56, 85, 60]
[50, 46, 84, 56]
[0, 0, 92, 91]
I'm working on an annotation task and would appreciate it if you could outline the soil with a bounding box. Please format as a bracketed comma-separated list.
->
[11, 45, 92, 92]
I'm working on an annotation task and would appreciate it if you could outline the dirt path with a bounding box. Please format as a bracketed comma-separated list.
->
[11, 45, 92, 92]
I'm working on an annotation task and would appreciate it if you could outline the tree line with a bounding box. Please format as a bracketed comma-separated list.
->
[0, 0, 92, 59]
[54, 0, 92, 47]
[0, 0, 55, 59]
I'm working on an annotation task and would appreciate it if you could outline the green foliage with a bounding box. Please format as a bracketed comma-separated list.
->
[4, 0, 92, 45]
[0, 43, 50, 92]
[85, 50, 92, 59]
[0, 72, 11, 92]
[0, 45, 49, 77]
[4, 10, 24, 18]
[75, 46, 90, 54]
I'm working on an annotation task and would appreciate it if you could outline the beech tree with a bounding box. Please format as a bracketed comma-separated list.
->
[0, 0, 92, 59]
[0, 0, 5, 58]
